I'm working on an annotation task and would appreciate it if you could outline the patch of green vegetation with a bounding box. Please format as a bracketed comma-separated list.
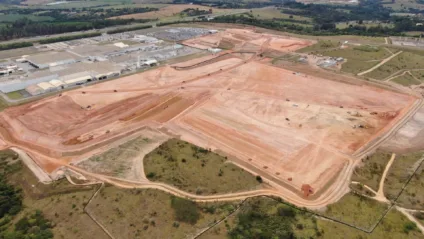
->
[0, 151, 55, 239]
[171, 196, 200, 225]
[210, 197, 319, 239]
[391, 73, 422, 86]
[316, 208, 424, 239]
[297, 40, 339, 53]
[322, 193, 388, 229]
[0, 14, 54, 22]
[350, 183, 376, 197]
[341, 59, 380, 74]
[251, 7, 312, 22]
[5, 91, 23, 100]
[352, 151, 392, 191]
[201, 196, 423, 239]
[384, 152, 423, 201]
[38, 32, 101, 44]
[144, 139, 261, 195]
[397, 163, 424, 210]
[88, 186, 239, 238]
[3, 210, 54, 239]
[365, 52, 424, 80]
[323, 46, 391, 74]
[410, 70, 424, 82]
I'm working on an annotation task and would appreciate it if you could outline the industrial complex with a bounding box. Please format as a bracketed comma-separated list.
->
[0, 27, 210, 97]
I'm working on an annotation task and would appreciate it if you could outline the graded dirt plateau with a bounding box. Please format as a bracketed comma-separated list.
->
[0, 29, 418, 208]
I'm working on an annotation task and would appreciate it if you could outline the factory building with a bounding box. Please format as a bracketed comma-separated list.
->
[26, 51, 80, 69]
[60, 71, 93, 86]
[25, 85, 45, 96]
[0, 75, 58, 93]
[49, 79, 67, 89]
[37, 82, 56, 93]
[142, 59, 158, 67]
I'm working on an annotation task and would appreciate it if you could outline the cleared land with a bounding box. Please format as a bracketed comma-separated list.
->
[383, 105, 424, 152]
[77, 128, 169, 181]
[144, 138, 261, 195]
[0, 28, 418, 208]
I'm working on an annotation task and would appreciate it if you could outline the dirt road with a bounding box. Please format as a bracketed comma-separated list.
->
[358, 51, 402, 76]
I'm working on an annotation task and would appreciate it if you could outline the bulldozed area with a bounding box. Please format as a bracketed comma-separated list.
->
[0, 28, 418, 208]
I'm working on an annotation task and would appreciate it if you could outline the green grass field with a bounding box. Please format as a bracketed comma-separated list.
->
[298, 41, 393, 74]
[365, 52, 424, 80]
[5, 91, 24, 100]
[144, 139, 261, 195]
[396, 162, 424, 210]
[251, 7, 312, 22]
[351, 151, 392, 192]
[200, 196, 423, 239]
[30, 0, 130, 9]
[384, 152, 423, 201]
[3, 159, 108, 239]
[316, 208, 423, 239]
[321, 193, 389, 230]
[336, 22, 393, 30]
[391, 72, 422, 86]
[87, 186, 239, 239]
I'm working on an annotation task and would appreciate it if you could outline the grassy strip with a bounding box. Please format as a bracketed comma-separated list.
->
[0, 42, 33, 51]
[106, 24, 152, 34]
[38, 32, 102, 44]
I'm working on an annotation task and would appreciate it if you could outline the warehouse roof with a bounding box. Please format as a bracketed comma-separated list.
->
[26, 84, 44, 95]
[49, 79, 66, 87]
[26, 51, 79, 65]
[60, 71, 92, 84]
[37, 82, 55, 90]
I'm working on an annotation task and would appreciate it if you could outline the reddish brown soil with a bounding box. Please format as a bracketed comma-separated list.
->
[0, 29, 417, 201]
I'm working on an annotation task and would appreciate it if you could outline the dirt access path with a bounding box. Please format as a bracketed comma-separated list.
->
[358, 51, 403, 76]
[375, 153, 395, 202]
[397, 207, 424, 234]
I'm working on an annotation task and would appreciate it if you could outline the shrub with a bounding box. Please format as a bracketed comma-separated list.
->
[403, 221, 417, 234]
[170, 197, 200, 224]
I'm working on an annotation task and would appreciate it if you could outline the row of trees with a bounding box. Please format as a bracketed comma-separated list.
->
[0, 18, 148, 41]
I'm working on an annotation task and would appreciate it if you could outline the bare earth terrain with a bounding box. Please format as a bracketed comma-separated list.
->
[0, 29, 419, 209]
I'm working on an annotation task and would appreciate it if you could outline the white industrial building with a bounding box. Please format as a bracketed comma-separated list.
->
[26, 51, 80, 69]
[133, 35, 162, 44]
[37, 82, 56, 92]
[141, 59, 158, 67]
[60, 71, 93, 86]
[0, 75, 58, 93]
[49, 79, 67, 89]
